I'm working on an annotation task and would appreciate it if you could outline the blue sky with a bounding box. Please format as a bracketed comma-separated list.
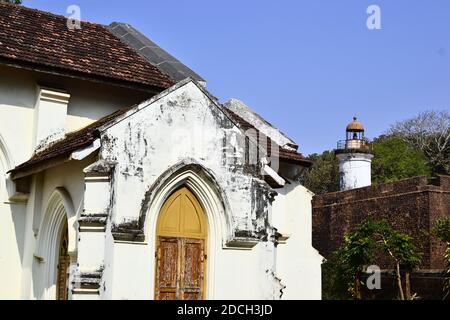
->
[22, 0, 450, 155]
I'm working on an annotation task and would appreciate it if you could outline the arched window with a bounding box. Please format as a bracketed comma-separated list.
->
[154, 187, 207, 300]
[35, 188, 76, 300]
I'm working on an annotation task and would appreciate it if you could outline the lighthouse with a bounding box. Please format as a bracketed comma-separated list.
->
[335, 117, 374, 191]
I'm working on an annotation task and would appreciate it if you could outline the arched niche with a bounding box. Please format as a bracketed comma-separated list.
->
[144, 160, 232, 299]
[34, 187, 77, 300]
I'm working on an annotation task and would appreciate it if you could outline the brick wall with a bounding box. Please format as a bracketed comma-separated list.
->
[313, 175, 450, 299]
[312, 175, 450, 270]
[360, 271, 448, 300]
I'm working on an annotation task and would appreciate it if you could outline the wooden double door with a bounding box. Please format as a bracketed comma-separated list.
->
[155, 236, 205, 300]
[154, 187, 207, 300]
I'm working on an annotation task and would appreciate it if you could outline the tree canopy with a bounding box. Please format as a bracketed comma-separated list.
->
[302, 151, 340, 195]
[303, 110, 446, 194]
[303, 135, 432, 194]
[0, 0, 22, 4]
[371, 135, 431, 184]
[323, 219, 422, 300]
[432, 218, 450, 299]
[389, 110, 450, 175]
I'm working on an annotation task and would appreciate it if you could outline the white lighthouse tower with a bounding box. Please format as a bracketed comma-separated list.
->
[335, 117, 374, 191]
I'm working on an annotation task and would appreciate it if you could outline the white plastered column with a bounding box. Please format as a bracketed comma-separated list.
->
[33, 87, 70, 150]
[72, 161, 113, 300]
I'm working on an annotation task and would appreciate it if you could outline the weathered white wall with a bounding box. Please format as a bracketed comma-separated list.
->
[0, 66, 35, 166]
[101, 81, 268, 236]
[0, 63, 150, 300]
[106, 240, 279, 300]
[0, 65, 150, 143]
[0, 65, 322, 300]
[0, 69, 31, 298]
[337, 153, 374, 191]
[19, 156, 95, 300]
[92, 80, 320, 300]
[0, 138, 25, 300]
[272, 182, 323, 300]
[33, 88, 71, 149]
[99, 81, 276, 299]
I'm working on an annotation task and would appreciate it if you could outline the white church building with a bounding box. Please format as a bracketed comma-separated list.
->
[0, 3, 322, 300]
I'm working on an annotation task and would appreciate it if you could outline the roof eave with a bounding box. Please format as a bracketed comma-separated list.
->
[10, 154, 73, 180]
[0, 57, 169, 95]
[279, 157, 313, 167]
[9, 139, 100, 180]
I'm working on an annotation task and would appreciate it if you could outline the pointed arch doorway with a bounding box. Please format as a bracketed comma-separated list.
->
[35, 188, 76, 300]
[154, 187, 207, 300]
[56, 222, 70, 300]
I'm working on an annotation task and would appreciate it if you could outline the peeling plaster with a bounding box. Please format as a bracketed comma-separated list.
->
[100, 81, 275, 244]
[34, 129, 65, 153]
[72, 80, 322, 299]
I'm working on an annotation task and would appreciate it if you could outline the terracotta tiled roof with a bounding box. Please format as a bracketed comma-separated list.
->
[0, 3, 173, 90]
[10, 102, 310, 177]
[9, 107, 132, 177]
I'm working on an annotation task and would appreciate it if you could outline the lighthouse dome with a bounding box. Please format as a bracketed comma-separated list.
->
[346, 117, 364, 132]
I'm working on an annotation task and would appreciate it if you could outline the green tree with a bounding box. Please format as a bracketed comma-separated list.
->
[302, 151, 340, 195]
[323, 219, 422, 300]
[371, 135, 431, 184]
[322, 249, 353, 300]
[432, 218, 450, 299]
[341, 219, 379, 299]
[389, 110, 450, 174]
[323, 219, 379, 300]
[373, 221, 422, 300]
[303, 135, 431, 194]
